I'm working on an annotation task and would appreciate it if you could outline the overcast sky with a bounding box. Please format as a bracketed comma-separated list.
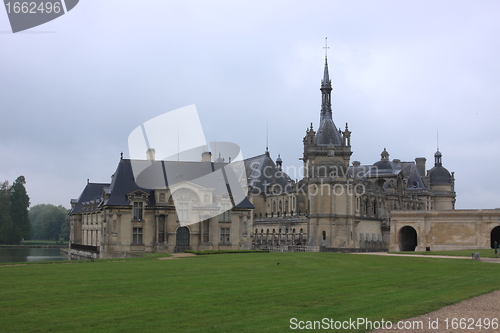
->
[1, 0, 499, 209]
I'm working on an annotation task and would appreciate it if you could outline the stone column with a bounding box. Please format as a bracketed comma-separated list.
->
[154, 214, 159, 245]
[163, 214, 168, 245]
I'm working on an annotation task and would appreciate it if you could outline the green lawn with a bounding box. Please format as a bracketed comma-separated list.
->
[390, 248, 499, 258]
[1, 252, 499, 333]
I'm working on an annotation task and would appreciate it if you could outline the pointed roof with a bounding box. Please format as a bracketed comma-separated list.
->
[315, 56, 343, 146]
[244, 153, 293, 194]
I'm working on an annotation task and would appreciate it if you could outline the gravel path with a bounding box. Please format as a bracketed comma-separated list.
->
[370, 290, 500, 333]
[362, 253, 500, 332]
[157, 253, 196, 260]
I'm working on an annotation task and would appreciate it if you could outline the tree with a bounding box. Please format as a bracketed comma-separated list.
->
[0, 181, 12, 244]
[10, 176, 31, 244]
[30, 204, 69, 241]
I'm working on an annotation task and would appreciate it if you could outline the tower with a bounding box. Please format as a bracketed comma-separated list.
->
[302, 49, 352, 179]
[428, 150, 456, 210]
[301, 48, 355, 248]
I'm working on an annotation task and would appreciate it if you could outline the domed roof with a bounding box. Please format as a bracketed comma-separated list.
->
[215, 153, 224, 163]
[373, 148, 397, 170]
[429, 166, 452, 184]
[429, 150, 452, 184]
[368, 148, 401, 177]
[373, 159, 397, 170]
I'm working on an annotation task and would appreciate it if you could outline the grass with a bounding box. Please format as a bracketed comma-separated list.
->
[1, 252, 499, 333]
[390, 248, 499, 258]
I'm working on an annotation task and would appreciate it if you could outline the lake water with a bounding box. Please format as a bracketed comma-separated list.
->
[0, 248, 68, 263]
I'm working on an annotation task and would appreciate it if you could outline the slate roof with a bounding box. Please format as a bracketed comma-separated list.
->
[315, 117, 343, 146]
[349, 160, 428, 190]
[70, 182, 110, 213]
[429, 166, 452, 184]
[105, 159, 156, 206]
[399, 162, 427, 189]
[72, 157, 255, 212]
[244, 152, 294, 194]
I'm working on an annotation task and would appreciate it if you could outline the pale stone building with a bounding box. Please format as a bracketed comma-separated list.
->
[250, 57, 456, 252]
[69, 157, 254, 258]
[69, 56, 500, 258]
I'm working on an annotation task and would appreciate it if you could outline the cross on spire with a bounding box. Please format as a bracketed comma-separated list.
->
[323, 37, 329, 59]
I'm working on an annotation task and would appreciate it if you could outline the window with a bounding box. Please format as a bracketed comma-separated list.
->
[178, 202, 188, 221]
[219, 203, 231, 221]
[133, 202, 143, 220]
[133, 227, 143, 244]
[220, 227, 230, 244]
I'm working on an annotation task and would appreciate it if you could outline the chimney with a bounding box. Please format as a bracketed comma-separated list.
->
[352, 161, 361, 167]
[146, 148, 156, 161]
[201, 151, 212, 162]
[415, 157, 426, 176]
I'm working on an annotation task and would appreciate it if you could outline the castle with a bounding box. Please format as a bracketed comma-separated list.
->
[69, 57, 500, 259]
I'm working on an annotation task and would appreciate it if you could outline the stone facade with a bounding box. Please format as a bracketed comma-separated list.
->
[390, 210, 500, 251]
[250, 57, 456, 252]
[70, 56, 499, 258]
[69, 158, 253, 258]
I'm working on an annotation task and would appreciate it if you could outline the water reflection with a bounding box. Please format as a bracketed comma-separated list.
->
[0, 248, 68, 263]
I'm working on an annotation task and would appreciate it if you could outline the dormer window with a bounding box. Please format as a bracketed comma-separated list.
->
[133, 202, 143, 220]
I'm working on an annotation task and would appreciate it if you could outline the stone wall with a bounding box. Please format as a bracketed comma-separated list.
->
[389, 209, 500, 251]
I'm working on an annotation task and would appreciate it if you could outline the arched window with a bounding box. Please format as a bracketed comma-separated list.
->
[322, 231, 326, 240]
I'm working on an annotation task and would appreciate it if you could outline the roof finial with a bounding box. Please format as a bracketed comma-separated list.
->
[266, 121, 269, 153]
[437, 128, 440, 151]
[323, 37, 329, 60]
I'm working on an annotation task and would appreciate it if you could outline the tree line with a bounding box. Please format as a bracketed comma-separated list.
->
[0, 176, 31, 244]
[30, 204, 70, 242]
[0, 176, 69, 244]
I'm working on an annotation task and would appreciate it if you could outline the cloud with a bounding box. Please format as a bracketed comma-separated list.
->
[1, 1, 499, 209]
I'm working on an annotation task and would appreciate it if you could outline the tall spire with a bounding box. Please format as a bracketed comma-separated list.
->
[315, 38, 343, 146]
[320, 37, 332, 122]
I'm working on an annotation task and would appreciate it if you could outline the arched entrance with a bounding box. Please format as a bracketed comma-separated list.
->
[175, 226, 190, 252]
[399, 226, 417, 251]
[490, 226, 500, 249]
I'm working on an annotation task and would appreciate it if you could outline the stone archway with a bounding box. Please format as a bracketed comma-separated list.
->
[175, 226, 190, 252]
[490, 226, 500, 249]
[399, 226, 417, 251]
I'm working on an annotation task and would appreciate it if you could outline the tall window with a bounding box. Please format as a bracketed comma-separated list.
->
[219, 203, 231, 221]
[178, 202, 188, 221]
[220, 227, 230, 244]
[133, 227, 143, 244]
[133, 202, 143, 220]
